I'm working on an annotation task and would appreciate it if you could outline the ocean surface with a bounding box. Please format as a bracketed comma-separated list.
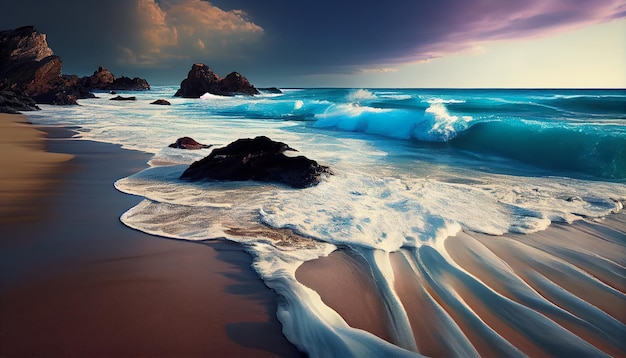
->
[29, 88, 626, 356]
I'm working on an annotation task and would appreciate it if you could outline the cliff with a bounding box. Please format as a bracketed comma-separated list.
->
[0, 26, 149, 109]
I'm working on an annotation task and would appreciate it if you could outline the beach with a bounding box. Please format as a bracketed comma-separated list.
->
[297, 215, 626, 356]
[1, 107, 625, 357]
[0, 113, 303, 357]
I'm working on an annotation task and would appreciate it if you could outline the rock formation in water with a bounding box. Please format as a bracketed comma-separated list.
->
[150, 99, 171, 105]
[168, 137, 212, 150]
[174, 63, 259, 98]
[109, 95, 136, 101]
[0, 26, 149, 107]
[83, 66, 150, 91]
[180, 136, 331, 188]
[259, 87, 283, 94]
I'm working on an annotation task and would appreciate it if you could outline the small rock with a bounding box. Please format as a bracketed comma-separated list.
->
[110, 95, 136, 101]
[168, 137, 212, 150]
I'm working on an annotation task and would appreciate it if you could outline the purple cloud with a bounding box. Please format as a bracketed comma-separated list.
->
[211, 0, 625, 74]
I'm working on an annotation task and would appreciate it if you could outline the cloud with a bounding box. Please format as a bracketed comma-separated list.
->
[0, 0, 622, 84]
[119, 0, 263, 66]
[210, 0, 625, 77]
[356, 67, 400, 74]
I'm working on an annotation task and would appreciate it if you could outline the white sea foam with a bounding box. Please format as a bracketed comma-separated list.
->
[347, 88, 378, 102]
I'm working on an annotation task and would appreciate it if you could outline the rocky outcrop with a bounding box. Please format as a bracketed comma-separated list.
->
[174, 63, 259, 98]
[0, 26, 150, 106]
[168, 137, 211, 150]
[218, 72, 258, 96]
[0, 26, 72, 105]
[0, 90, 40, 113]
[151, 99, 171, 105]
[82, 67, 150, 91]
[180, 136, 331, 188]
[82, 66, 115, 89]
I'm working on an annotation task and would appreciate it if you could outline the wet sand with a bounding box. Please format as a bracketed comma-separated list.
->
[297, 212, 626, 356]
[0, 113, 73, 223]
[0, 115, 303, 357]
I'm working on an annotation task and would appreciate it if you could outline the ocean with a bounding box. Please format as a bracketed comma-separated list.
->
[28, 87, 626, 356]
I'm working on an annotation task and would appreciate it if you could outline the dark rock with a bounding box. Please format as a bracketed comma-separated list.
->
[110, 95, 136, 101]
[151, 99, 171, 105]
[81, 66, 150, 91]
[174, 63, 259, 98]
[219, 72, 259, 96]
[259, 87, 283, 94]
[181, 136, 331, 188]
[0, 89, 40, 113]
[0, 26, 150, 105]
[174, 63, 220, 98]
[108, 76, 150, 91]
[0, 26, 63, 100]
[168, 137, 211, 150]
[210, 136, 297, 157]
[83, 66, 115, 88]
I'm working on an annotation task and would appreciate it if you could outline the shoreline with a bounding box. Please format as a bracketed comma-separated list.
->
[0, 113, 73, 223]
[2, 113, 624, 356]
[296, 212, 626, 356]
[0, 114, 303, 357]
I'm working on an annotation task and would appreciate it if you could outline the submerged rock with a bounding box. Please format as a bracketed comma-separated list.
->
[168, 137, 211, 150]
[174, 63, 259, 98]
[150, 99, 171, 105]
[181, 136, 331, 188]
[259, 87, 283, 94]
[110, 95, 136, 101]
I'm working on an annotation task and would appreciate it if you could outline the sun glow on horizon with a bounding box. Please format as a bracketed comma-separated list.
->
[301, 19, 625, 89]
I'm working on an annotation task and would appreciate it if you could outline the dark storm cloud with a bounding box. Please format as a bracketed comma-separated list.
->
[0, 0, 623, 85]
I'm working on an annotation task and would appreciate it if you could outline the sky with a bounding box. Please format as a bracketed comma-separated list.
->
[0, 0, 624, 88]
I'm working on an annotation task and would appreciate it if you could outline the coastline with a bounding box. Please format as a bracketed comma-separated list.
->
[0, 115, 303, 357]
[1, 112, 624, 357]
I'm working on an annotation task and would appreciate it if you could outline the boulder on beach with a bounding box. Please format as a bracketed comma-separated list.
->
[174, 63, 259, 98]
[0, 89, 40, 113]
[151, 99, 171, 105]
[168, 137, 211, 150]
[180, 136, 331, 188]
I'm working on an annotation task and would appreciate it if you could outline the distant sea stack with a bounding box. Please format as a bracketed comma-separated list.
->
[0, 26, 149, 108]
[84, 66, 150, 91]
[174, 63, 259, 98]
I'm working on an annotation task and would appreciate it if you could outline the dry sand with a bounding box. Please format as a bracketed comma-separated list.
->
[0, 116, 303, 357]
